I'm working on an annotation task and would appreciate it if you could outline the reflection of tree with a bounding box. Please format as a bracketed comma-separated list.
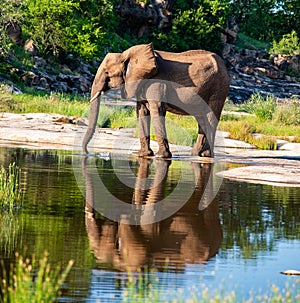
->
[83, 158, 222, 271]
[219, 181, 300, 259]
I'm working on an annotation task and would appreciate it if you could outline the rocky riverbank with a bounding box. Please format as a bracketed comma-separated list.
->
[223, 46, 300, 103]
[0, 112, 299, 187]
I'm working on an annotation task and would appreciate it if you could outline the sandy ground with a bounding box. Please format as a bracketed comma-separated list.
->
[1, 112, 300, 187]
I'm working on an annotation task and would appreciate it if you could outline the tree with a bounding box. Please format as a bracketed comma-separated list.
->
[153, 0, 229, 53]
[0, 0, 26, 52]
[229, 0, 300, 42]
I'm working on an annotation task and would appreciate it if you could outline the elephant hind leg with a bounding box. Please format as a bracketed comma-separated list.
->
[191, 133, 213, 157]
[191, 113, 217, 157]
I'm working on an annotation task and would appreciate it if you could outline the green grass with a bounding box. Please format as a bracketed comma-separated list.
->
[235, 33, 271, 51]
[1, 90, 300, 149]
[239, 93, 276, 121]
[0, 163, 23, 212]
[0, 251, 74, 303]
[0, 89, 89, 117]
[220, 95, 300, 148]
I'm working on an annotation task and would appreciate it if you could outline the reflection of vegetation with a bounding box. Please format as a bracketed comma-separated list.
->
[0, 251, 73, 303]
[123, 270, 300, 303]
[219, 181, 300, 259]
[0, 162, 23, 211]
[0, 212, 23, 257]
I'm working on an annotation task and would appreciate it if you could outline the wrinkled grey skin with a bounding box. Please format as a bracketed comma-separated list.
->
[82, 43, 230, 158]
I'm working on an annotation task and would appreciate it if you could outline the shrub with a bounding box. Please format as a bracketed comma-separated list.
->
[273, 102, 300, 126]
[270, 30, 300, 56]
[241, 93, 276, 121]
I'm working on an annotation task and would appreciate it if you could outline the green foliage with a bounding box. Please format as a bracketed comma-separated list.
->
[154, 0, 229, 53]
[1, 0, 300, 62]
[229, 0, 300, 42]
[0, 163, 23, 212]
[270, 30, 300, 56]
[273, 101, 300, 126]
[0, 251, 74, 303]
[24, 0, 80, 56]
[1, 0, 126, 59]
[240, 93, 276, 121]
[0, 1, 26, 54]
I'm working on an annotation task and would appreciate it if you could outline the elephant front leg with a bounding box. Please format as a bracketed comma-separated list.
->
[137, 102, 154, 157]
[149, 101, 172, 158]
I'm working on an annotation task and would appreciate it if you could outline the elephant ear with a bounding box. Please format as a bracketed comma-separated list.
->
[122, 43, 158, 80]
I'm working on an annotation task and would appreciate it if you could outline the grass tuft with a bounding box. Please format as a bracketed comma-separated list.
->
[0, 251, 74, 303]
[240, 93, 276, 121]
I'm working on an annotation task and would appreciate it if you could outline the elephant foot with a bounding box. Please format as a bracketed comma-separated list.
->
[156, 137, 172, 158]
[191, 134, 213, 157]
[156, 149, 172, 158]
[191, 145, 213, 158]
[138, 136, 154, 157]
[138, 148, 154, 157]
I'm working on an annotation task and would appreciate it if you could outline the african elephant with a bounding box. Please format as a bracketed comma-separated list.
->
[82, 43, 230, 158]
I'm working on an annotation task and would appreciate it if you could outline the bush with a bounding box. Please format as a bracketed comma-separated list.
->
[270, 30, 300, 56]
[241, 93, 276, 121]
[273, 102, 300, 126]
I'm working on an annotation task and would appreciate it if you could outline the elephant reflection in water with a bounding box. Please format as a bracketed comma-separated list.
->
[83, 158, 222, 271]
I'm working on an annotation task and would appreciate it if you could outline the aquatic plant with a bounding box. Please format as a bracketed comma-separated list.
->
[0, 251, 74, 303]
[0, 162, 23, 211]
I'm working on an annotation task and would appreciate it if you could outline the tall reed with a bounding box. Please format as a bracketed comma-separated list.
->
[0, 251, 74, 303]
[0, 163, 23, 211]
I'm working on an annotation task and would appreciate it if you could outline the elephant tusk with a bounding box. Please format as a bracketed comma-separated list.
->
[90, 91, 101, 103]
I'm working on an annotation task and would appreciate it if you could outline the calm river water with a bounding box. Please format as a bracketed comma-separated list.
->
[0, 147, 299, 302]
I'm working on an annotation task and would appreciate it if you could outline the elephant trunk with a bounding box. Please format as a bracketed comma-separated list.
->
[82, 70, 107, 155]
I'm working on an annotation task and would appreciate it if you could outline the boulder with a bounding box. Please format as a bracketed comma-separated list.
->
[225, 45, 300, 103]
[273, 54, 300, 73]
[24, 39, 38, 56]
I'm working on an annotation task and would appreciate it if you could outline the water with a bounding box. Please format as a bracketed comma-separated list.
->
[0, 147, 299, 302]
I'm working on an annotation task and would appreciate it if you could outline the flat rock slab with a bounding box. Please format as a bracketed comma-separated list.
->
[1, 113, 300, 187]
[217, 165, 300, 187]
